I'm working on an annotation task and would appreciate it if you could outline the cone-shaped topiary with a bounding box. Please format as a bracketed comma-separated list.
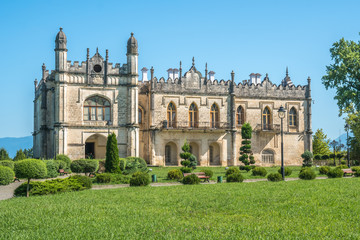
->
[180, 140, 197, 169]
[105, 133, 120, 173]
[239, 123, 254, 165]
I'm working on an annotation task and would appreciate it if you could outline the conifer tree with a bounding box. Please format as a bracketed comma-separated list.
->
[105, 133, 120, 173]
[0, 148, 10, 160]
[13, 149, 26, 161]
[180, 140, 197, 168]
[239, 123, 254, 165]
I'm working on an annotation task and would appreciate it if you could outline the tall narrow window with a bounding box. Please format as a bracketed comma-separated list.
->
[138, 108, 143, 124]
[167, 102, 176, 128]
[84, 96, 111, 121]
[210, 103, 220, 128]
[209, 146, 214, 163]
[289, 107, 297, 127]
[262, 149, 274, 163]
[189, 103, 198, 128]
[262, 107, 271, 130]
[237, 106, 244, 125]
[165, 145, 171, 164]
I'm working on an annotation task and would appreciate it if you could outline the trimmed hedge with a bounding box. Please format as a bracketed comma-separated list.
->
[352, 167, 360, 177]
[56, 154, 71, 169]
[226, 173, 244, 183]
[319, 166, 331, 175]
[130, 172, 150, 186]
[225, 167, 240, 177]
[167, 169, 183, 180]
[278, 167, 292, 176]
[267, 173, 283, 182]
[240, 165, 254, 172]
[327, 168, 343, 178]
[14, 159, 47, 180]
[0, 166, 15, 185]
[94, 173, 131, 184]
[203, 169, 214, 178]
[45, 160, 60, 178]
[14, 175, 91, 197]
[299, 168, 316, 180]
[123, 157, 147, 175]
[70, 160, 99, 175]
[182, 174, 200, 185]
[0, 160, 14, 170]
[252, 167, 267, 177]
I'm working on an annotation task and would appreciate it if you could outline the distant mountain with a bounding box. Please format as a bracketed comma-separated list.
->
[333, 132, 353, 147]
[0, 136, 32, 158]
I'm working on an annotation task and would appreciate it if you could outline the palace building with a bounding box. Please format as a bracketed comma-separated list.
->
[33, 28, 313, 166]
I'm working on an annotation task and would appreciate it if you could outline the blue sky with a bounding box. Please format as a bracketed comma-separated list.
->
[0, 0, 358, 140]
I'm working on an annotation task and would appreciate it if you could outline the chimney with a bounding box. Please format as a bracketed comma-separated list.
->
[249, 73, 256, 84]
[173, 68, 179, 79]
[167, 68, 173, 80]
[208, 71, 215, 81]
[141, 67, 148, 81]
[256, 73, 262, 84]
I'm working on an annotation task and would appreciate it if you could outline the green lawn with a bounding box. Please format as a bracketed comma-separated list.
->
[1, 178, 359, 239]
[149, 166, 319, 182]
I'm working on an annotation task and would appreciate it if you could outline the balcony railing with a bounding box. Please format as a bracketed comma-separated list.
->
[161, 121, 230, 130]
[254, 124, 280, 132]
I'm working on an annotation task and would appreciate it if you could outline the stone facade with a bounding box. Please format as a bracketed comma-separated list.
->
[34, 28, 312, 166]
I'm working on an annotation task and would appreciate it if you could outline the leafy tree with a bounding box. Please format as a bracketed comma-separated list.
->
[23, 148, 33, 159]
[13, 149, 26, 161]
[0, 148, 10, 160]
[322, 37, 360, 114]
[14, 159, 47, 197]
[105, 133, 120, 173]
[312, 129, 331, 155]
[239, 123, 254, 165]
[180, 140, 196, 169]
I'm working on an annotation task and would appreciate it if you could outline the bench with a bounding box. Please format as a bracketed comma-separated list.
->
[89, 172, 96, 178]
[342, 169, 355, 177]
[183, 172, 210, 182]
[59, 169, 68, 176]
[14, 177, 20, 182]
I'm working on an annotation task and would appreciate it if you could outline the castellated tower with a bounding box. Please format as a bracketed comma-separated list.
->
[33, 28, 139, 160]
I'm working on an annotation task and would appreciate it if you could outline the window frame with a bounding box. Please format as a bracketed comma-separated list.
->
[83, 96, 111, 121]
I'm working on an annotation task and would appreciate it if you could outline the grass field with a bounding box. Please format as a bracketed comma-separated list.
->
[1, 178, 359, 239]
[148, 166, 318, 182]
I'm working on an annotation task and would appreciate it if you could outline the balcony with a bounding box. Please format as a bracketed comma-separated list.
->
[254, 124, 280, 133]
[160, 121, 230, 131]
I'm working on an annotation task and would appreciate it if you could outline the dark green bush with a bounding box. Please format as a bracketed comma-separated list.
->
[319, 166, 331, 175]
[105, 133, 120, 173]
[180, 160, 191, 167]
[352, 167, 360, 177]
[252, 167, 267, 177]
[180, 167, 192, 173]
[225, 167, 240, 177]
[267, 173, 283, 182]
[119, 158, 127, 171]
[277, 167, 292, 176]
[336, 165, 348, 169]
[123, 157, 147, 175]
[56, 154, 71, 169]
[0, 160, 14, 170]
[0, 166, 15, 185]
[314, 154, 322, 160]
[239, 165, 253, 172]
[299, 168, 316, 180]
[301, 151, 313, 167]
[94, 173, 112, 183]
[182, 174, 200, 185]
[129, 172, 150, 186]
[327, 168, 343, 178]
[54, 160, 67, 171]
[341, 160, 347, 165]
[69, 175, 92, 189]
[45, 160, 60, 178]
[167, 169, 183, 180]
[14, 176, 90, 197]
[203, 169, 213, 178]
[321, 155, 329, 160]
[70, 160, 99, 175]
[226, 173, 244, 183]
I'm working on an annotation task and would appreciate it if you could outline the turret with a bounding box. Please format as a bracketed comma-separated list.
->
[127, 32, 138, 76]
[55, 27, 67, 72]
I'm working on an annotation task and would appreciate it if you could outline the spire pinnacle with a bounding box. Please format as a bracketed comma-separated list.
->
[286, 66, 289, 77]
[192, 57, 195, 67]
[59, 27, 63, 31]
[96, 47, 99, 54]
[205, 62, 207, 71]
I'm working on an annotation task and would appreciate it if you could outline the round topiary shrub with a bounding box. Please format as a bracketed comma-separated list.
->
[278, 167, 292, 176]
[130, 172, 150, 186]
[45, 160, 60, 178]
[203, 169, 214, 178]
[299, 168, 316, 180]
[94, 173, 113, 183]
[0, 166, 15, 185]
[267, 173, 283, 182]
[119, 158, 127, 171]
[180, 167, 192, 173]
[69, 175, 92, 189]
[239, 165, 252, 172]
[327, 168, 343, 178]
[123, 157, 148, 175]
[226, 173, 244, 183]
[182, 174, 200, 185]
[252, 167, 267, 177]
[319, 166, 331, 175]
[336, 165, 348, 169]
[352, 167, 360, 177]
[225, 166, 240, 177]
[70, 160, 99, 175]
[0, 160, 14, 170]
[56, 154, 71, 169]
[167, 169, 183, 180]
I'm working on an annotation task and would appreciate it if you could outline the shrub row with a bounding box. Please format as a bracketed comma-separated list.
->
[130, 172, 150, 186]
[94, 173, 131, 184]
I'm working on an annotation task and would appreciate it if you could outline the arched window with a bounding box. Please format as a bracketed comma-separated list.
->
[138, 108, 143, 124]
[189, 103, 198, 128]
[84, 96, 110, 121]
[262, 107, 271, 130]
[262, 149, 274, 163]
[237, 106, 244, 125]
[289, 107, 297, 127]
[210, 103, 220, 128]
[167, 102, 176, 128]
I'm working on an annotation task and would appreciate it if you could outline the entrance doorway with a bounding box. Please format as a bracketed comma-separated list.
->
[85, 142, 95, 159]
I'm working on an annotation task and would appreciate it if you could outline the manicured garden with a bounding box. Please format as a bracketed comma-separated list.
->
[1, 178, 359, 239]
